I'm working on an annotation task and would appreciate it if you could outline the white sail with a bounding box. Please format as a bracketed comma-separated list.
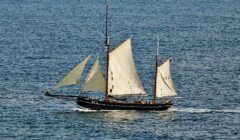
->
[82, 59, 106, 92]
[52, 55, 92, 89]
[156, 69, 177, 98]
[108, 38, 146, 96]
[156, 59, 177, 98]
[158, 58, 177, 94]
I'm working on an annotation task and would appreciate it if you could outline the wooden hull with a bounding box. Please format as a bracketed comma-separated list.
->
[76, 96, 172, 111]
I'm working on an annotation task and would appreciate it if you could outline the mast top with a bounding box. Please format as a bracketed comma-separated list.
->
[156, 36, 160, 65]
[105, 0, 109, 47]
[157, 36, 159, 56]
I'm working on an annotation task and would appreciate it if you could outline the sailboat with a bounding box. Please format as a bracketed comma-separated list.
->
[45, 0, 178, 111]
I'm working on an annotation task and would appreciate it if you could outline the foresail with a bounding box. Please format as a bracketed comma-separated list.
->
[158, 58, 177, 94]
[156, 69, 177, 98]
[108, 38, 146, 96]
[82, 59, 106, 92]
[52, 55, 92, 89]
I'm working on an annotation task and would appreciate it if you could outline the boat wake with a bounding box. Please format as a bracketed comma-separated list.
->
[169, 107, 240, 113]
[71, 107, 240, 113]
[72, 108, 98, 112]
[71, 108, 112, 112]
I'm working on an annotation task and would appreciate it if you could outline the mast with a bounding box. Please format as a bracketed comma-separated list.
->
[153, 36, 160, 102]
[105, 0, 110, 101]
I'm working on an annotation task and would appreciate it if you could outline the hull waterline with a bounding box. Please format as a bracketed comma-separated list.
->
[76, 96, 172, 111]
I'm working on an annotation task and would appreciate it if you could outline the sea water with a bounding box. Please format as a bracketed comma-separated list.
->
[0, 0, 240, 139]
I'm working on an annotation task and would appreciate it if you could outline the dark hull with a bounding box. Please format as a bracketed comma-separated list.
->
[76, 97, 172, 111]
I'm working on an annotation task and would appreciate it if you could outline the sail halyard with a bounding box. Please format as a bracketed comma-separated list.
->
[51, 54, 92, 90]
[108, 38, 146, 97]
[81, 59, 106, 92]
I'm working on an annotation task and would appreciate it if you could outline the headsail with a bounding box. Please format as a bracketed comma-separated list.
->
[158, 58, 177, 94]
[108, 38, 146, 96]
[82, 59, 106, 92]
[156, 59, 177, 98]
[52, 55, 92, 89]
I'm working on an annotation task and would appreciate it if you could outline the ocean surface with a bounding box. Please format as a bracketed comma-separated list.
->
[1, 0, 240, 139]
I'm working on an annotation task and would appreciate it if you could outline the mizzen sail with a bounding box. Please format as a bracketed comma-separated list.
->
[158, 58, 177, 94]
[82, 59, 106, 92]
[156, 59, 177, 98]
[52, 55, 92, 89]
[108, 38, 146, 96]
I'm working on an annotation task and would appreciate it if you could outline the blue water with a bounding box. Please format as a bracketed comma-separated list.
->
[1, 0, 240, 139]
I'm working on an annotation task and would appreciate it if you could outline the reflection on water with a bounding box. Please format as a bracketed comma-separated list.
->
[69, 108, 174, 123]
[103, 110, 140, 123]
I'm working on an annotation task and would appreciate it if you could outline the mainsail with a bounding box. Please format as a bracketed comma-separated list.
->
[156, 59, 177, 98]
[82, 59, 106, 92]
[52, 55, 92, 89]
[108, 38, 146, 96]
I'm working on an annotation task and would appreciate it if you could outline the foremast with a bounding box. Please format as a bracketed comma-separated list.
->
[153, 37, 160, 102]
[105, 0, 110, 101]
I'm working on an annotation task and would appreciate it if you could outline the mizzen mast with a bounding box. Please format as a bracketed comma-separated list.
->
[153, 37, 160, 102]
[105, 0, 110, 101]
